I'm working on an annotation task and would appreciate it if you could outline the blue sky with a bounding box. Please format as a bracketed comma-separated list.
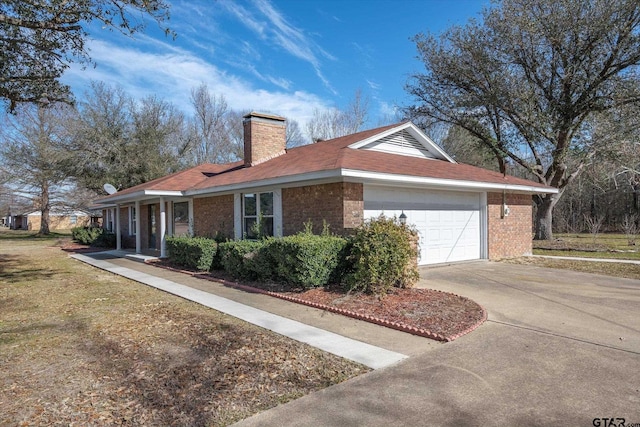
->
[63, 0, 488, 130]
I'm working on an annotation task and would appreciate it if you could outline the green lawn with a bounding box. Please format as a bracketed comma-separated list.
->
[0, 228, 72, 239]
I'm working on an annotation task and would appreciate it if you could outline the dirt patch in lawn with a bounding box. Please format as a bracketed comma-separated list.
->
[1, 238, 368, 426]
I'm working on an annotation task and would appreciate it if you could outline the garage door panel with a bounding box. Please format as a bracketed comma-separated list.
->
[363, 187, 481, 210]
[363, 185, 482, 266]
[363, 207, 480, 265]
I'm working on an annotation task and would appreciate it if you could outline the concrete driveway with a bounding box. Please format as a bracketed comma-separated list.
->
[235, 262, 640, 426]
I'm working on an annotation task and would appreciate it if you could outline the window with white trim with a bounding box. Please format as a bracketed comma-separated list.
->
[129, 206, 137, 235]
[243, 192, 273, 238]
[173, 202, 189, 236]
[106, 209, 113, 232]
[70, 215, 77, 225]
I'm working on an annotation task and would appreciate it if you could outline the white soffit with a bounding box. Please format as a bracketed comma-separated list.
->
[348, 122, 456, 163]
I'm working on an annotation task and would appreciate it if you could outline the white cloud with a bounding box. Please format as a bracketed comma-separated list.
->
[220, 0, 336, 94]
[225, 58, 292, 91]
[221, 1, 267, 38]
[62, 38, 327, 129]
[367, 79, 381, 90]
[377, 101, 402, 122]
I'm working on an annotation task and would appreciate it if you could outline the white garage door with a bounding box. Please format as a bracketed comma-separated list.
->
[363, 186, 483, 265]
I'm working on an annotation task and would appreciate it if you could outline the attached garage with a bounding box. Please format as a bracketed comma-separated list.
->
[95, 116, 554, 260]
[363, 185, 486, 265]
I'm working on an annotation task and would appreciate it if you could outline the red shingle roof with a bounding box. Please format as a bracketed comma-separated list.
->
[97, 122, 553, 203]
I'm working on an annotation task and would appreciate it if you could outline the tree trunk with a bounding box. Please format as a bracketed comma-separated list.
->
[39, 182, 50, 235]
[534, 193, 559, 240]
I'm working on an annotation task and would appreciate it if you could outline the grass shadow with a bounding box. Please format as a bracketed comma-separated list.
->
[0, 230, 71, 240]
[1, 268, 60, 284]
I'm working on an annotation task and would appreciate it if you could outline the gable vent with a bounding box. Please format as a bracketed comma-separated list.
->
[362, 129, 436, 159]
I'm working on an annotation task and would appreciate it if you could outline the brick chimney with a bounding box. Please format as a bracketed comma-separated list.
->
[243, 112, 286, 167]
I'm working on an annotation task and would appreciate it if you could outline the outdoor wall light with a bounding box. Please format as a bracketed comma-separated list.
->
[399, 211, 407, 225]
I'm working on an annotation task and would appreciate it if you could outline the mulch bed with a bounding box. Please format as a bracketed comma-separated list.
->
[273, 286, 486, 341]
[165, 264, 486, 342]
[60, 243, 487, 342]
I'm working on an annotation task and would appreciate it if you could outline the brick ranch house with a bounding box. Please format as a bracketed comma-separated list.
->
[94, 112, 557, 266]
[9, 208, 91, 231]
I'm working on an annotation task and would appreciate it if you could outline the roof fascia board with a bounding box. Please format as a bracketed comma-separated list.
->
[348, 122, 407, 149]
[95, 190, 184, 206]
[341, 169, 558, 194]
[145, 190, 183, 197]
[96, 166, 556, 205]
[347, 122, 456, 163]
[185, 169, 343, 197]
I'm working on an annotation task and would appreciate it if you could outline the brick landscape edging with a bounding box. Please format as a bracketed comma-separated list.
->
[150, 262, 487, 342]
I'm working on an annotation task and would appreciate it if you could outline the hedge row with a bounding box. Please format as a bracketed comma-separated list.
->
[166, 216, 419, 294]
[166, 236, 218, 271]
[217, 234, 348, 289]
[71, 226, 116, 248]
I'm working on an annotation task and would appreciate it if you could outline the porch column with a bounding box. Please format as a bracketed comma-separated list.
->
[115, 205, 121, 250]
[160, 197, 167, 258]
[135, 200, 141, 254]
[167, 201, 174, 236]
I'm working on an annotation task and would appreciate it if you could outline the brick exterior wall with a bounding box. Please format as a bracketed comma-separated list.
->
[282, 182, 364, 235]
[487, 192, 533, 260]
[193, 195, 234, 239]
[243, 113, 286, 166]
[117, 207, 135, 249]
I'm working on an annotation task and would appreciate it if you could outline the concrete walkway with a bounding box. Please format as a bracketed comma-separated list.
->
[234, 262, 640, 426]
[71, 252, 408, 370]
[534, 254, 640, 264]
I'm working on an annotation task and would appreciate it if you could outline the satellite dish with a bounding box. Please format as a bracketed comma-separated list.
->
[103, 183, 117, 195]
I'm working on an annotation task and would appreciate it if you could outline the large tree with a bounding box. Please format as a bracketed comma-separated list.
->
[0, 104, 77, 234]
[71, 81, 187, 192]
[0, 0, 172, 111]
[188, 84, 236, 165]
[306, 89, 370, 142]
[440, 125, 500, 172]
[405, 0, 640, 239]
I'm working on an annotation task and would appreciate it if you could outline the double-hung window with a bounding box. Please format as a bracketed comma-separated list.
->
[173, 202, 189, 236]
[106, 209, 113, 232]
[129, 206, 137, 235]
[243, 192, 274, 238]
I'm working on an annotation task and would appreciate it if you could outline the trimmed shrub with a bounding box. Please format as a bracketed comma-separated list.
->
[166, 236, 218, 271]
[94, 231, 116, 248]
[218, 240, 269, 280]
[344, 215, 419, 295]
[71, 226, 115, 247]
[268, 234, 348, 289]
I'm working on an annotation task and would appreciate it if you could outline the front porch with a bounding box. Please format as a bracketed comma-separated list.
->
[102, 197, 192, 259]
